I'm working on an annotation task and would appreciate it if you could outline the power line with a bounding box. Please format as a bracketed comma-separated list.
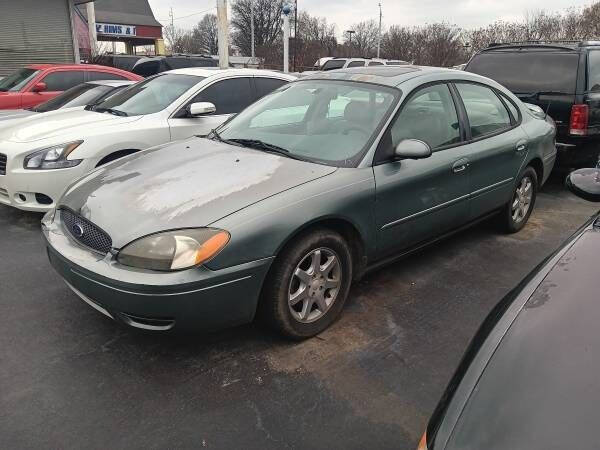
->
[160, 6, 216, 23]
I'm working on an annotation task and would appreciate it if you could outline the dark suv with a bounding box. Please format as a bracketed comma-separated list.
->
[466, 41, 600, 167]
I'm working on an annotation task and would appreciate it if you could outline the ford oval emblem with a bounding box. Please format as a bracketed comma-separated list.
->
[72, 223, 84, 238]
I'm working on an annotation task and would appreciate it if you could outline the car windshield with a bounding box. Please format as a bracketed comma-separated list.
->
[34, 84, 116, 112]
[92, 74, 202, 116]
[218, 80, 399, 166]
[0, 68, 40, 92]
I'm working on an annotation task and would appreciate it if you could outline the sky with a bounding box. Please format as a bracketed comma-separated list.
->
[148, 0, 592, 40]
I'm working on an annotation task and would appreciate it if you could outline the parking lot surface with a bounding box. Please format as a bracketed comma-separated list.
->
[1, 175, 597, 449]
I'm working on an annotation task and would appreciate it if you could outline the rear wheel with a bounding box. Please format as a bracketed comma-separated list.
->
[501, 166, 538, 233]
[259, 228, 353, 339]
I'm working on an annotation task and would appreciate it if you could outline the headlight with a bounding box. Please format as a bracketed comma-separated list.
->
[24, 141, 83, 170]
[117, 228, 230, 271]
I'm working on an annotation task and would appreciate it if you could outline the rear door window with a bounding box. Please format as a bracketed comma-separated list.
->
[347, 61, 366, 67]
[322, 59, 346, 71]
[42, 71, 85, 91]
[87, 71, 128, 82]
[466, 51, 579, 94]
[254, 77, 288, 100]
[456, 83, 512, 138]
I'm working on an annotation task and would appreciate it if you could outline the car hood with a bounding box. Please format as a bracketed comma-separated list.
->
[0, 108, 141, 143]
[0, 109, 36, 122]
[59, 138, 338, 247]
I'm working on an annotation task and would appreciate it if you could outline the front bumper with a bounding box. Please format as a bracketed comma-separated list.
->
[43, 213, 273, 332]
[0, 153, 92, 212]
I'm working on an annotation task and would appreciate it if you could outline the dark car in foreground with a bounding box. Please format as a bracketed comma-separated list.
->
[0, 80, 135, 122]
[466, 40, 600, 167]
[42, 66, 555, 338]
[418, 171, 600, 450]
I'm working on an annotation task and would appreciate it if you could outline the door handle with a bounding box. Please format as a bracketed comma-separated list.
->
[516, 141, 528, 153]
[452, 159, 470, 173]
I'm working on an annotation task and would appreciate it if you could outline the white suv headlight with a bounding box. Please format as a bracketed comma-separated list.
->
[23, 141, 83, 170]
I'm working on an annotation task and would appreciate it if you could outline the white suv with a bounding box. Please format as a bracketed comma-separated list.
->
[320, 58, 410, 70]
[0, 68, 295, 212]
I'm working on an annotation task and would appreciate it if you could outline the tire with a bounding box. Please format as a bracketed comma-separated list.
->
[259, 228, 353, 340]
[501, 166, 538, 233]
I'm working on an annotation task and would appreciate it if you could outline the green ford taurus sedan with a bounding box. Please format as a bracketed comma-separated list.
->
[42, 66, 556, 339]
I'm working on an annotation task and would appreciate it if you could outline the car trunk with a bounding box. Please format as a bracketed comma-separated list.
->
[466, 50, 580, 138]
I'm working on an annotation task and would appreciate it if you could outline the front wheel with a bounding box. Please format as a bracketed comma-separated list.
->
[259, 228, 353, 340]
[501, 166, 538, 233]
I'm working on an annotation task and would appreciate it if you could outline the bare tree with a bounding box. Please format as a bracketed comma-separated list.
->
[349, 20, 379, 57]
[295, 11, 337, 68]
[231, 0, 285, 57]
[193, 14, 219, 55]
[164, 24, 195, 53]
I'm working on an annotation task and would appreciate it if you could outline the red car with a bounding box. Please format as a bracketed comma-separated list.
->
[0, 64, 142, 110]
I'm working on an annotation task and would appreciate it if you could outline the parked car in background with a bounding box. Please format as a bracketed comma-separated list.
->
[320, 57, 409, 71]
[0, 68, 295, 212]
[0, 64, 141, 110]
[466, 40, 600, 167]
[131, 54, 219, 77]
[0, 80, 135, 122]
[42, 66, 555, 338]
[418, 172, 600, 449]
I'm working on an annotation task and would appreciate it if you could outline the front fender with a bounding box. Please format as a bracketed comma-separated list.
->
[206, 167, 377, 270]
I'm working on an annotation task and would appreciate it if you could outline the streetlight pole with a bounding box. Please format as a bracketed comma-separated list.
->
[377, 3, 382, 59]
[251, 0, 255, 58]
[293, 0, 298, 72]
[346, 30, 355, 58]
[282, 5, 291, 73]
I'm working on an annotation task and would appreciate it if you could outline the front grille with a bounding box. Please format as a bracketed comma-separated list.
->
[61, 208, 112, 254]
[0, 153, 6, 175]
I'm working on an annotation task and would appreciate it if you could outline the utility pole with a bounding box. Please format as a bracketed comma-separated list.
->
[377, 3, 382, 59]
[169, 7, 174, 30]
[251, 0, 255, 58]
[293, 0, 298, 72]
[86, 1, 97, 61]
[217, 0, 230, 69]
[282, 5, 291, 73]
[346, 30, 355, 58]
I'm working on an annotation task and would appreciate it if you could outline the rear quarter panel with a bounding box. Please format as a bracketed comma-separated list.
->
[520, 111, 557, 185]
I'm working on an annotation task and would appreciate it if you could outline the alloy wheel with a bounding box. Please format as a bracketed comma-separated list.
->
[288, 247, 342, 323]
[512, 176, 533, 223]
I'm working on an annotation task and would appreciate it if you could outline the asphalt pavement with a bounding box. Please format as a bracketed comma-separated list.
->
[0, 174, 597, 449]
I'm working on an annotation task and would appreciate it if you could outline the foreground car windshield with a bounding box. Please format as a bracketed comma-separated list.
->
[0, 68, 40, 92]
[92, 74, 201, 116]
[218, 80, 399, 166]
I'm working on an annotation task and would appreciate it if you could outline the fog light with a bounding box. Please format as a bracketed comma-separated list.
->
[16, 193, 26, 202]
[35, 193, 53, 205]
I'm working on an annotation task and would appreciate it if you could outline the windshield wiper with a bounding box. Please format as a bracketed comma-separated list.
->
[208, 128, 225, 142]
[94, 107, 128, 117]
[226, 138, 301, 159]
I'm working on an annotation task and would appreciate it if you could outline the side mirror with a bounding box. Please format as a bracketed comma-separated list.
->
[566, 168, 600, 202]
[188, 102, 216, 117]
[394, 139, 432, 160]
[32, 82, 47, 93]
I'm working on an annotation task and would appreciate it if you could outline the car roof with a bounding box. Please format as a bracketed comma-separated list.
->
[27, 64, 128, 70]
[301, 65, 468, 87]
[85, 80, 136, 87]
[479, 40, 600, 52]
[165, 67, 297, 80]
